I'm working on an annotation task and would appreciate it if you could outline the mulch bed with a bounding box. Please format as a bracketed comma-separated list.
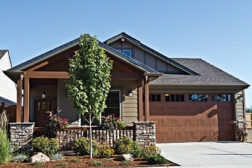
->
[0, 155, 179, 168]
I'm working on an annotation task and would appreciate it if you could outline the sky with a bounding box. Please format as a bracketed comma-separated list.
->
[0, 0, 251, 107]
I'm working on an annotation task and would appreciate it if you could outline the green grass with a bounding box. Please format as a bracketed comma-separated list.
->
[55, 162, 67, 167]
[68, 158, 79, 162]
[29, 162, 44, 167]
[91, 160, 103, 166]
[120, 160, 131, 166]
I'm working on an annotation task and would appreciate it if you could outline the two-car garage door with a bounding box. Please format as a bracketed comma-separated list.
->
[149, 93, 234, 143]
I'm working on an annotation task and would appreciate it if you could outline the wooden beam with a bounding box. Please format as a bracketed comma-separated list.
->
[145, 80, 150, 121]
[23, 77, 30, 122]
[24, 71, 70, 79]
[111, 72, 139, 80]
[16, 76, 22, 122]
[138, 79, 144, 121]
[27, 61, 48, 72]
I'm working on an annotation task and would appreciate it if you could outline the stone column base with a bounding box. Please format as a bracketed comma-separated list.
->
[133, 121, 156, 146]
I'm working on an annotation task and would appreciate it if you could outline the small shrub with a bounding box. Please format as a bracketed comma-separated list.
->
[51, 153, 64, 161]
[72, 137, 98, 155]
[29, 162, 44, 167]
[120, 160, 131, 166]
[13, 154, 28, 162]
[0, 130, 11, 164]
[32, 136, 59, 156]
[55, 162, 67, 167]
[114, 136, 134, 154]
[147, 154, 167, 165]
[68, 158, 79, 162]
[102, 158, 112, 162]
[91, 160, 103, 166]
[98, 145, 115, 158]
[142, 145, 161, 159]
[131, 141, 142, 158]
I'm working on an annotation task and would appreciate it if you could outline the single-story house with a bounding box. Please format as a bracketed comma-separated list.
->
[0, 50, 16, 108]
[5, 32, 249, 143]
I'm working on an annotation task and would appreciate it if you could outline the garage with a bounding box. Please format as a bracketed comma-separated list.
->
[149, 93, 234, 143]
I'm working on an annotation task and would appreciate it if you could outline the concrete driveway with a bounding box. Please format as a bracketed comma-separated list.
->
[157, 142, 252, 168]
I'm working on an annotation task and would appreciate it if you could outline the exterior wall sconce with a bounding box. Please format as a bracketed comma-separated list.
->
[42, 92, 46, 99]
[128, 90, 133, 97]
[238, 95, 244, 101]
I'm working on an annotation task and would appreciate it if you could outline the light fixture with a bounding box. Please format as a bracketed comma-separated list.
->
[128, 90, 133, 97]
[42, 92, 46, 99]
[238, 95, 244, 101]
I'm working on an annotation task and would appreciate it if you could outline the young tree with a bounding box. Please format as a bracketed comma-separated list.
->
[66, 34, 113, 158]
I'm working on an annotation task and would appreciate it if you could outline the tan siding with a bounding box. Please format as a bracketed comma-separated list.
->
[111, 80, 138, 124]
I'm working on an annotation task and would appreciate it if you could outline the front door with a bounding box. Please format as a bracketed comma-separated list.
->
[34, 99, 55, 127]
[104, 90, 121, 118]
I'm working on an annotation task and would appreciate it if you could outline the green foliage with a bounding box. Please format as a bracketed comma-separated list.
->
[147, 154, 167, 165]
[246, 107, 252, 113]
[68, 158, 79, 162]
[102, 158, 112, 162]
[91, 160, 103, 166]
[55, 162, 67, 167]
[98, 145, 115, 158]
[13, 154, 28, 162]
[0, 111, 11, 164]
[32, 136, 59, 156]
[51, 153, 64, 161]
[114, 136, 141, 157]
[102, 115, 126, 130]
[66, 34, 113, 118]
[72, 137, 99, 155]
[131, 141, 142, 158]
[120, 160, 131, 166]
[29, 162, 44, 167]
[142, 145, 161, 159]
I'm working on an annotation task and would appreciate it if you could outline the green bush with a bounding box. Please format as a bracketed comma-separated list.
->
[32, 136, 59, 156]
[131, 141, 142, 158]
[98, 145, 115, 158]
[51, 153, 64, 161]
[120, 160, 131, 165]
[0, 130, 11, 164]
[147, 154, 167, 165]
[72, 137, 98, 156]
[142, 145, 161, 159]
[13, 154, 28, 162]
[91, 160, 103, 166]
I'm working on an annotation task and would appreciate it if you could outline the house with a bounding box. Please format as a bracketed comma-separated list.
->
[0, 50, 16, 108]
[5, 33, 249, 143]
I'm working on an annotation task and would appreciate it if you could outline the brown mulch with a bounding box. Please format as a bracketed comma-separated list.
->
[0, 155, 179, 168]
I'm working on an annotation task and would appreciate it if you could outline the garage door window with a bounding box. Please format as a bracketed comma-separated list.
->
[189, 94, 208, 102]
[165, 94, 184, 102]
[212, 94, 231, 102]
[150, 94, 161, 102]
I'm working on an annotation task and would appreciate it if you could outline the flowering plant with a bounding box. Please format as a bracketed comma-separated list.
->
[102, 114, 126, 130]
[53, 117, 69, 129]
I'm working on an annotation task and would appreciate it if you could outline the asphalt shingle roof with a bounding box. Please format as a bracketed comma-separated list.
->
[150, 58, 249, 86]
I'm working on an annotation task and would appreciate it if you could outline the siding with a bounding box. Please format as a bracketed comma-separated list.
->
[0, 52, 17, 104]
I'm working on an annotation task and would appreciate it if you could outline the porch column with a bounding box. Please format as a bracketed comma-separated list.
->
[138, 79, 144, 121]
[16, 75, 23, 122]
[23, 77, 30, 122]
[144, 77, 150, 121]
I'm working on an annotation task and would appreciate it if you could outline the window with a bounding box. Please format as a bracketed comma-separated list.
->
[104, 91, 121, 117]
[115, 49, 132, 57]
[212, 94, 231, 102]
[150, 94, 161, 102]
[165, 94, 184, 102]
[189, 94, 208, 102]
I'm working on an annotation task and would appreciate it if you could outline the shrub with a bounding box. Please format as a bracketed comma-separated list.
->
[29, 162, 44, 167]
[142, 145, 161, 159]
[131, 141, 142, 158]
[72, 137, 98, 155]
[91, 160, 103, 166]
[55, 162, 67, 167]
[147, 154, 167, 165]
[98, 145, 115, 158]
[120, 160, 131, 166]
[32, 136, 59, 156]
[114, 136, 134, 154]
[68, 158, 79, 162]
[102, 115, 126, 130]
[51, 153, 64, 161]
[13, 154, 28, 162]
[0, 130, 11, 164]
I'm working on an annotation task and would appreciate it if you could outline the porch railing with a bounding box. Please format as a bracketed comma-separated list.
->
[33, 126, 135, 150]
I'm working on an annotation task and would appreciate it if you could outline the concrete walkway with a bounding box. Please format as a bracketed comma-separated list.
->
[157, 142, 252, 168]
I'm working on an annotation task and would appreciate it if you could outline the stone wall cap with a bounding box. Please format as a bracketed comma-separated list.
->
[9, 122, 35, 125]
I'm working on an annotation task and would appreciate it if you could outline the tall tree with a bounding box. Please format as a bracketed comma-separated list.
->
[66, 34, 113, 158]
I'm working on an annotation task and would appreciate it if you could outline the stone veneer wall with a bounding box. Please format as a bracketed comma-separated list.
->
[9, 122, 35, 149]
[133, 121, 156, 146]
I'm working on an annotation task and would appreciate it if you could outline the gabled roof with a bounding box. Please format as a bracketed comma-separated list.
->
[0, 50, 8, 59]
[150, 58, 249, 88]
[104, 32, 198, 75]
[7, 37, 159, 75]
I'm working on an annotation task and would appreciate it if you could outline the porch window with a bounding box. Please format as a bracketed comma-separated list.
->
[104, 90, 121, 118]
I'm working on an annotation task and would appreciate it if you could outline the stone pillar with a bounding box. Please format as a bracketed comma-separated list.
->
[9, 122, 35, 149]
[133, 121, 156, 146]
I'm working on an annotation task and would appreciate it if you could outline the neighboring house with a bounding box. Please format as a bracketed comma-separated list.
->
[5, 33, 249, 143]
[0, 50, 16, 107]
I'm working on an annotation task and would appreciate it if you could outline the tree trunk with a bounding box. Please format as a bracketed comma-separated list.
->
[89, 113, 93, 159]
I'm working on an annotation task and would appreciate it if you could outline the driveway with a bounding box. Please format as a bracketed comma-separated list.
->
[157, 142, 252, 168]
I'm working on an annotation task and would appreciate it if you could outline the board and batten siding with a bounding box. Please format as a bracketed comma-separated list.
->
[0, 52, 17, 104]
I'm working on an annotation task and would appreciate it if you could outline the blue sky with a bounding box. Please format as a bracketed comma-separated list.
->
[1, 0, 251, 107]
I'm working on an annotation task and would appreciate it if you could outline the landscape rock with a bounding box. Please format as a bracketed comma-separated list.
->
[30, 152, 50, 163]
[116, 154, 134, 161]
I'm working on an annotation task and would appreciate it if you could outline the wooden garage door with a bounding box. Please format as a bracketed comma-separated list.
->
[149, 93, 234, 143]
